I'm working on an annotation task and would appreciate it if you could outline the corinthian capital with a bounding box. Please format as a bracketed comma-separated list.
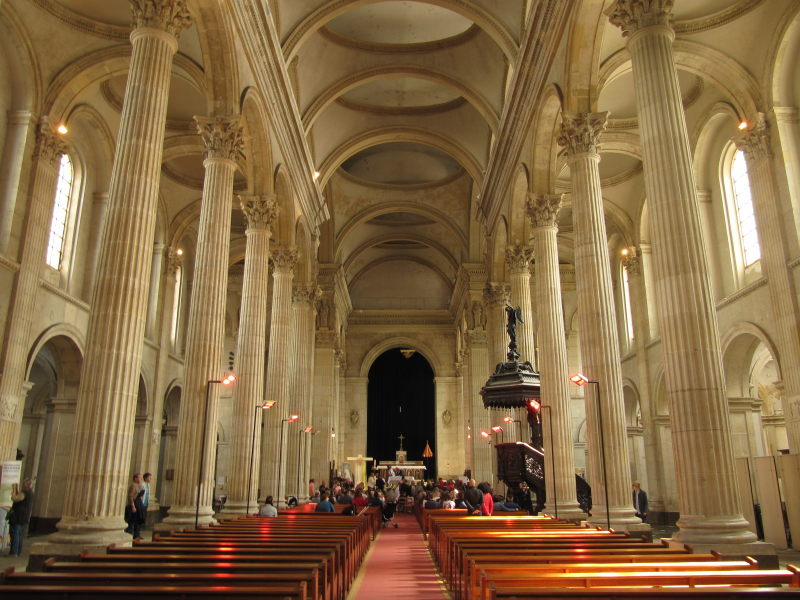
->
[293, 284, 321, 305]
[527, 193, 563, 229]
[505, 244, 535, 274]
[239, 194, 279, 232]
[130, 0, 192, 37]
[270, 246, 298, 273]
[558, 112, 608, 157]
[164, 246, 182, 274]
[33, 122, 67, 165]
[484, 282, 510, 307]
[735, 113, 772, 162]
[621, 247, 642, 276]
[607, 0, 674, 37]
[194, 116, 244, 161]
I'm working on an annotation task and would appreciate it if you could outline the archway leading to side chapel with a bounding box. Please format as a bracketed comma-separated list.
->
[367, 348, 436, 480]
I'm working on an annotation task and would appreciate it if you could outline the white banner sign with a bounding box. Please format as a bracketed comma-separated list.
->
[0, 461, 22, 508]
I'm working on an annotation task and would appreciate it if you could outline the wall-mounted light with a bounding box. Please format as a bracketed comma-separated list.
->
[738, 121, 748, 130]
[176, 248, 184, 256]
[56, 124, 68, 135]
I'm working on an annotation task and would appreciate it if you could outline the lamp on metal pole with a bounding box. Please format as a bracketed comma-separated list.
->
[536, 401, 558, 519]
[278, 414, 299, 506]
[491, 425, 505, 444]
[570, 373, 610, 531]
[197, 373, 236, 528]
[246, 400, 275, 515]
[503, 415, 522, 441]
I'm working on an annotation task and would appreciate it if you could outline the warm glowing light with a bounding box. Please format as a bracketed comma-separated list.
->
[570, 373, 589, 386]
[176, 248, 184, 256]
[56, 124, 68, 135]
[313, 171, 320, 180]
[303, 426, 313, 433]
[621, 248, 629, 256]
[289, 414, 299, 422]
[491, 425, 503, 433]
[262, 401, 276, 409]
[480, 430, 490, 438]
[331, 432, 336, 438]
[738, 121, 748, 130]
[529, 399, 541, 411]
[222, 374, 236, 385]
[503, 416, 513, 423]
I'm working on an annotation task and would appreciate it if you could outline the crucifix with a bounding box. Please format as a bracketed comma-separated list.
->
[398, 433, 405, 450]
[345, 453, 373, 486]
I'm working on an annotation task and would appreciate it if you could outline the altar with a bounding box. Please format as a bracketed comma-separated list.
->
[375, 434, 427, 481]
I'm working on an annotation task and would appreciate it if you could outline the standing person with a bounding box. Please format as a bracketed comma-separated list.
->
[125, 473, 144, 540]
[632, 482, 649, 521]
[308, 478, 316, 500]
[139, 472, 152, 527]
[463, 479, 483, 516]
[6, 479, 33, 557]
[260, 496, 278, 517]
[478, 482, 494, 516]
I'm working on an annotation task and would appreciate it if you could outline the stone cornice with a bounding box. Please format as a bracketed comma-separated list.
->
[716, 277, 767, 309]
[478, 0, 574, 230]
[673, 0, 763, 35]
[229, 1, 329, 233]
[317, 22, 481, 54]
[348, 309, 453, 326]
[32, 0, 130, 41]
[40, 280, 91, 312]
[0, 253, 20, 273]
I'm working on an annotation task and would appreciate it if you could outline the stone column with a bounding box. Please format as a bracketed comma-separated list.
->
[484, 283, 509, 366]
[0, 123, 65, 461]
[145, 242, 165, 339]
[262, 247, 298, 506]
[736, 114, 800, 453]
[38, 1, 191, 551]
[287, 284, 319, 499]
[161, 115, 243, 528]
[224, 195, 278, 515]
[621, 247, 664, 514]
[0, 110, 35, 254]
[311, 329, 338, 486]
[558, 112, 643, 532]
[608, 0, 758, 547]
[505, 244, 536, 366]
[528, 193, 585, 521]
[466, 328, 492, 482]
[81, 192, 109, 300]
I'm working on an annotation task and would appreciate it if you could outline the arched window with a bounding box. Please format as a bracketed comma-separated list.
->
[46, 154, 74, 269]
[621, 263, 634, 346]
[170, 264, 183, 347]
[730, 150, 760, 267]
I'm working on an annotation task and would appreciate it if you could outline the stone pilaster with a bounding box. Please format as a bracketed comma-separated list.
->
[621, 247, 664, 513]
[224, 195, 278, 515]
[505, 244, 536, 366]
[311, 328, 338, 487]
[261, 247, 298, 506]
[558, 111, 643, 531]
[36, 0, 191, 552]
[528, 193, 585, 521]
[0, 123, 65, 461]
[466, 328, 492, 482]
[81, 192, 109, 300]
[484, 282, 510, 367]
[146, 242, 165, 339]
[286, 284, 319, 499]
[737, 115, 800, 454]
[608, 0, 757, 546]
[0, 110, 35, 254]
[161, 115, 243, 528]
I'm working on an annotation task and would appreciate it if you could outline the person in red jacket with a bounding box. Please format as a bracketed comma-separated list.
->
[479, 482, 494, 516]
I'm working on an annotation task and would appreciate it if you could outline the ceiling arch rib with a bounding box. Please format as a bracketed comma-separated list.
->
[282, 0, 518, 62]
[303, 66, 499, 133]
[342, 232, 460, 274]
[336, 201, 468, 251]
[348, 255, 453, 295]
[318, 126, 483, 188]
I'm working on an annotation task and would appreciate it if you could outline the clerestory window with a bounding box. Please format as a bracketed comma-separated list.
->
[46, 153, 74, 269]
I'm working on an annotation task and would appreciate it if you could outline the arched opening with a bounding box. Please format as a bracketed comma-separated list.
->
[367, 348, 436, 479]
[157, 385, 182, 510]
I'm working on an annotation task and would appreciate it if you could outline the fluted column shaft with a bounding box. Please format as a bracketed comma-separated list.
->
[609, 0, 754, 544]
[737, 116, 800, 452]
[506, 245, 536, 366]
[164, 116, 242, 526]
[0, 110, 35, 254]
[288, 285, 318, 500]
[622, 249, 663, 511]
[47, 2, 191, 546]
[81, 192, 109, 300]
[484, 283, 509, 365]
[467, 329, 492, 482]
[145, 242, 165, 339]
[529, 193, 585, 520]
[262, 247, 297, 506]
[0, 124, 65, 460]
[559, 112, 640, 529]
[225, 195, 277, 514]
[311, 329, 338, 486]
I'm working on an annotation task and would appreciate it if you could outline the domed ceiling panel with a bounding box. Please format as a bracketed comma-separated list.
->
[350, 259, 451, 310]
[326, 1, 473, 45]
[341, 142, 463, 185]
[342, 77, 461, 109]
[57, 0, 130, 26]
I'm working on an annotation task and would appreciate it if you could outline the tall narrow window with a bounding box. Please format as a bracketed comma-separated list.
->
[171, 264, 183, 346]
[621, 264, 634, 344]
[730, 150, 760, 266]
[46, 154, 74, 269]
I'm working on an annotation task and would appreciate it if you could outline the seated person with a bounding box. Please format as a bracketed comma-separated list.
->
[367, 490, 384, 506]
[315, 492, 335, 512]
[341, 504, 356, 516]
[259, 495, 278, 517]
[336, 489, 354, 504]
[492, 493, 520, 512]
[353, 490, 367, 510]
[423, 492, 441, 509]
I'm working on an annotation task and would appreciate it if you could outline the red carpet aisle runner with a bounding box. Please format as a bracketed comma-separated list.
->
[351, 511, 448, 599]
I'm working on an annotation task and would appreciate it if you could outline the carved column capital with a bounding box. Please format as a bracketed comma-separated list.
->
[270, 247, 298, 273]
[164, 246, 182, 274]
[484, 282, 510, 307]
[293, 284, 321, 305]
[527, 193, 564, 229]
[239, 194, 279, 232]
[315, 329, 339, 348]
[505, 244, 535, 274]
[33, 122, 67, 165]
[606, 0, 674, 37]
[130, 0, 192, 37]
[194, 116, 244, 161]
[466, 329, 488, 347]
[735, 113, 772, 162]
[558, 112, 608, 157]
[621, 247, 642, 276]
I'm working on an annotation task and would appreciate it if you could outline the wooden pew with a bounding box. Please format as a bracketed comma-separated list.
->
[0, 583, 306, 600]
[486, 586, 800, 600]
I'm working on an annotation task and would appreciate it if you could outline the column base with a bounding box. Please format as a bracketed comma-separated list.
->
[220, 499, 257, 517]
[672, 514, 760, 545]
[542, 501, 587, 523]
[666, 539, 777, 568]
[154, 503, 216, 533]
[585, 506, 652, 535]
[28, 516, 132, 572]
